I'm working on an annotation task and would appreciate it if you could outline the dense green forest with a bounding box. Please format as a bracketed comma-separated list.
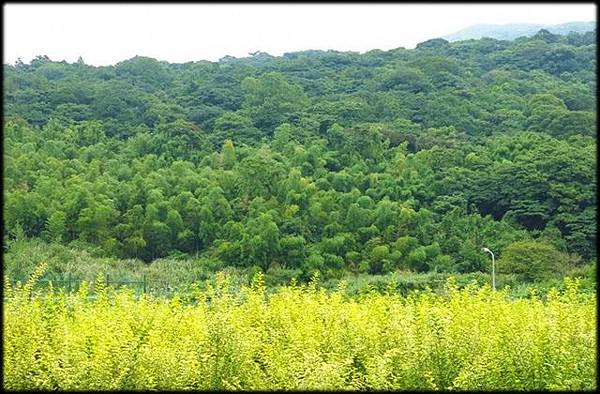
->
[3, 29, 596, 286]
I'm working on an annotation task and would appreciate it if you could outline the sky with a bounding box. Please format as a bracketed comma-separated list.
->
[3, 3, 596, 66]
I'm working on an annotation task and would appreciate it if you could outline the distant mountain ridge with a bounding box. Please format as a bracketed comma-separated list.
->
[443, 21, 596, 42]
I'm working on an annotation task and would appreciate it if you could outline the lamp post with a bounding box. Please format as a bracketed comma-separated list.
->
[482, 247, 495, 291]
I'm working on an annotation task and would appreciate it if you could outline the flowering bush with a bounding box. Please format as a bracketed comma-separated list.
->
[3, 268, 596, 390]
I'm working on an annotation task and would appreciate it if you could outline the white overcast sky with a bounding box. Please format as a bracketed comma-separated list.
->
[3, 3, 596, 66]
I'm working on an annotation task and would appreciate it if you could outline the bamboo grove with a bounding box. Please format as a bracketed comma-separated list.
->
[4, 29, 596, 285]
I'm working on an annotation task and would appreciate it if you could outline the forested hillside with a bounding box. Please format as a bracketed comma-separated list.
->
[3, 29, 596, 283]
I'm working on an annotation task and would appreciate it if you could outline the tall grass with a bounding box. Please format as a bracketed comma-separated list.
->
[3, 269, 596, 390]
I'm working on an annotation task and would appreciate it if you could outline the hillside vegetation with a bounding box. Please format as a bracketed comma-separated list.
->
[3, 28, 596, 285]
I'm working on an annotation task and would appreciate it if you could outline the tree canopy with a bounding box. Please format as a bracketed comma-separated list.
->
[3, 29, 596, 282]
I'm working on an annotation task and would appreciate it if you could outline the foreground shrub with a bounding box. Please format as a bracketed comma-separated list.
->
[3, 271, 596, 390]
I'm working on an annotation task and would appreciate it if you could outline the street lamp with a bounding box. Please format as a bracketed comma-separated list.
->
[482, 247, 495, 291]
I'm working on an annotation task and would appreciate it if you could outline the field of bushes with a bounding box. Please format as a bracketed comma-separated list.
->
[3, 264, 596, 391]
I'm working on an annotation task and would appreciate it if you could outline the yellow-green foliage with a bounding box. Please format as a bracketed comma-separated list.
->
[3, 272, 596, 391]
